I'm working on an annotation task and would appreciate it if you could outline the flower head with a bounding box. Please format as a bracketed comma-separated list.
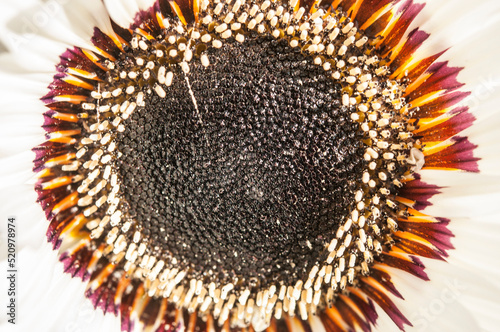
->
[1, 0, 500, 331]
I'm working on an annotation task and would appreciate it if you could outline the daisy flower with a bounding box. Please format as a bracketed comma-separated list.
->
[0, 0, 499, 331]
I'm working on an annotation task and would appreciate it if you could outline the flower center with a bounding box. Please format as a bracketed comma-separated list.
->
[115, 34, 365, 287]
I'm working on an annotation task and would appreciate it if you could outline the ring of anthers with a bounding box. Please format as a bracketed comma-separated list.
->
[69, 0, 424, 328]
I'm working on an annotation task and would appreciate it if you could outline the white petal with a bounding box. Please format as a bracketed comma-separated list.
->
[411, 259, 500, 332]
[0, 0, 118, 72]
[0, 245, 121, 331]
[419, 170, 500, 218]
[465, 116, 500, 175]
[104, 0, 143, 29]
[103, 0, 157, 29]
[410, 0, 500, 176]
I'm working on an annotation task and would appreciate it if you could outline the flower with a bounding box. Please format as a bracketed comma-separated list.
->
[1, 0, 500, 331]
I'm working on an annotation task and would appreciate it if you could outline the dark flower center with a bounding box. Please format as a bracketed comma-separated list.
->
[115, 35, 365, 285]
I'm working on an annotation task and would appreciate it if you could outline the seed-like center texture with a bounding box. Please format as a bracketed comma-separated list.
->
[115, 35, 365, 285]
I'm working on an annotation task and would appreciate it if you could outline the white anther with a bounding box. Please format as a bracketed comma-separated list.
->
[139, 40, 148, 50]
[214, 3, 224, 15]
[342, 94, 349, 106]
[154, 84, 166, 98]
[294, 7, 305, 20]
[125, 86, 135, 94]
[202, 15, 212, 25]
[342, 22, 354, 34]
[248, 18, 257, 29]
[221, 30, 232, 39]
[407, 148, 425, 171]
[255, 13, 264, 24]
[236, 33, 245, 43]
[213, 40, 222, 48]
[201, 34, 212, 43]
[238, 12, 248, 23]
[201, 54, 210, 67]
[224, 13, 234, 24]
[158, 66, 166, 84]
[216, 23, 228, 33]
[356, 37, 368, 47]
[344, 36, 355, 46]
[346, 76, 357, 84]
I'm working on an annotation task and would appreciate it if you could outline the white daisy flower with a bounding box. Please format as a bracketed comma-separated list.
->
[0, 0, 499, 332]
